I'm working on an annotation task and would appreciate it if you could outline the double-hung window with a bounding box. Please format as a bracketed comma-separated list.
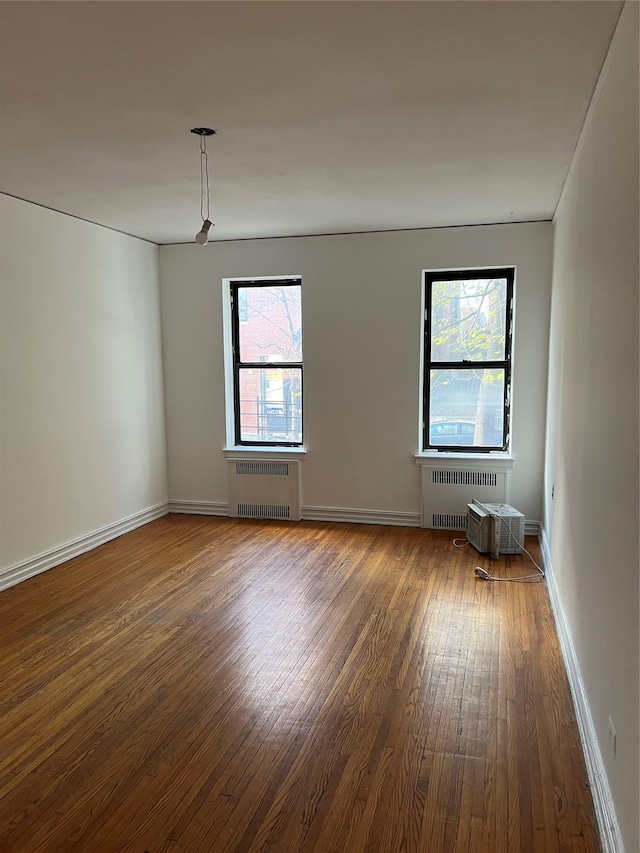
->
[423, 267, 514, 452]
[229, 278, 303, 446]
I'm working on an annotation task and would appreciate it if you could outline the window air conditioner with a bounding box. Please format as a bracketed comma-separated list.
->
[467, 500, 525, 559]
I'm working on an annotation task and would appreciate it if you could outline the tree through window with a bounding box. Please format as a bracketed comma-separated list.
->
[230, 279, 302, 446]
[423, 268, 514, 452]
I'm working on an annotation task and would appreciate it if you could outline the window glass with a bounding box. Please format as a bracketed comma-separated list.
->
[238, 367, 302, 444]
[429, 368, 505, 448]
[430, 277, 507, 362]
[238, 286, 302, 363]
[423, 268, 513, 452]
[231, 280, 303, 446]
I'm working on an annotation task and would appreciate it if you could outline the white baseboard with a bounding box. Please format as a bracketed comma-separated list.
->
[167, 501, 538, 533]
[540, 528, 623, 853]
[0, 502, 170, 592]
[302, 506, 421, 527]
[169, 500, 228, 516]
[168, 501, 421, 527]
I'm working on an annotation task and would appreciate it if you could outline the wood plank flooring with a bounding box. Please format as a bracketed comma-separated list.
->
[0, 515, 600, 852]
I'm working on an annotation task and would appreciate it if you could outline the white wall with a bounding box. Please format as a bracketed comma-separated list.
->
[544, 3, 639, 850]
[160, 221, 551, 523]
[0, 195, 168, 576]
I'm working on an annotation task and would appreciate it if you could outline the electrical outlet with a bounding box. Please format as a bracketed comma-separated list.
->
[608, 716, 616, 757]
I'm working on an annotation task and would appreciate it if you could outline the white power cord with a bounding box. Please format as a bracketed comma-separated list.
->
[474, 515, 544, 582]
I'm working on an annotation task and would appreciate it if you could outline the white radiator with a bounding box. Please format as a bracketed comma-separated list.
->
[420, 462, 509, 530]
[227, 459, 301, 521]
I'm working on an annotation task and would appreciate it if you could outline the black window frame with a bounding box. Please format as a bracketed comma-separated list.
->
[423, 267, 514, 453]
[230, 278, 303, 447]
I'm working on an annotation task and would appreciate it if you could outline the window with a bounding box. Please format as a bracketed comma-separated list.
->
[230, 278, 302, 446]
[423, 267, 514, 452]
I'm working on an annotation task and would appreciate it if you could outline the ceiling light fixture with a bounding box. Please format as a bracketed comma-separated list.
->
[191, 127, 216, 245]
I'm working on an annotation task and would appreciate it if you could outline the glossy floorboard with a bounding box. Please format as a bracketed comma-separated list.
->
[0, 516, 599, 852]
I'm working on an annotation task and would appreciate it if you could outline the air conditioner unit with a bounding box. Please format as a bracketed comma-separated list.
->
[467, 500, 524, 559]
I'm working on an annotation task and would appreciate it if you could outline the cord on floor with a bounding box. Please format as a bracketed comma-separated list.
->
[452, 515, 545, 582]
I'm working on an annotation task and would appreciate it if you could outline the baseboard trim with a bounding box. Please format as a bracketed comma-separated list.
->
[167, 501, 422, 527]
[302, 506, 421, 527]
[169, 500, 228, 516]
[0, 502, 170, 592]
[540, 528, 623, 853]
[167, 500, 421, 527]
[166, 502, 536, 533]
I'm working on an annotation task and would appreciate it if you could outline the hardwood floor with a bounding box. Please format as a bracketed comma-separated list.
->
[0, 515, 599, 853]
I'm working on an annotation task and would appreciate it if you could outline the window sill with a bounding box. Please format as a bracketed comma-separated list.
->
[414, 452, 514, 471]
[223, 446, 306, 461]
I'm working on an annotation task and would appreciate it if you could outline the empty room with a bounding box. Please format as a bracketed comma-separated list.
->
[0, 2, 638, 852]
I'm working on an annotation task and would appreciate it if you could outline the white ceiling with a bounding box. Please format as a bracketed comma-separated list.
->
[0, 1, 623, 245]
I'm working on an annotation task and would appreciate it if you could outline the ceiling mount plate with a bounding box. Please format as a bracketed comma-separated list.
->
[190, 127, 216, 136]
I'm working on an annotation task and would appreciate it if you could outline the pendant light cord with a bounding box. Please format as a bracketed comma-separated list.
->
[200, 135, 210, 223]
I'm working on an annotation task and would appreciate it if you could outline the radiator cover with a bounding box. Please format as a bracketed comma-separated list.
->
[227, 459, 302, 521]
[419, 459, 510, 530]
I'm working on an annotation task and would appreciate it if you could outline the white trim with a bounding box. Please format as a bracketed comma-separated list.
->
[167, 500, 538, 533]
[418, 265, 517, 458]
[0, 502, 169, 592]
[415, 453, 514, 471]
[417, 274, 428, 449]
[225, 274, 303, 282]
[223, 447, 306, 461]
[169, 500, 228, 516]
[168, 501, 420, 527]
[222, 275, 303, 449]
[540, 528, 624, 853]
[302, 506, 420, 528]
[222, 278, 235, 446]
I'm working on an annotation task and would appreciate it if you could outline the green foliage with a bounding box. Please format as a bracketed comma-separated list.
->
[430, 278, 506, 365]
